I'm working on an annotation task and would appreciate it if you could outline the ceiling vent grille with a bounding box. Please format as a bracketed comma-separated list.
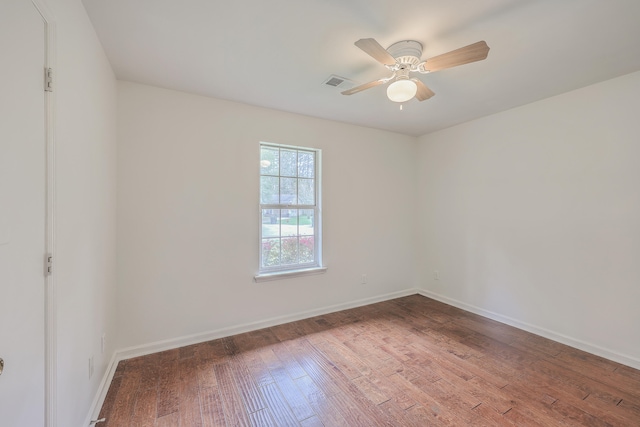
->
[323, 75, 353, 89]
[325, 76, 344, 86]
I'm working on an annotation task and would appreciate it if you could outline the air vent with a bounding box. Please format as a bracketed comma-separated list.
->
[325, 76, 344, 87]
[322, 75, 354, 90]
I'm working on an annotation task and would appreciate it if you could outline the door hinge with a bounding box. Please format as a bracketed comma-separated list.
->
[44, 67, 53, 92]
[45, 254, 53, 276]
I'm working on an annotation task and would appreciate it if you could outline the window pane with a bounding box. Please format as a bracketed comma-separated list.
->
[261, 209, 280, 238]
[298, 151, 314, 178]
[280, 177, 297, 204]
[299, 209, 314, 236]
[260, 147, 279, 175]
[280, 209, 298, 236]
[280, 149, 297, 177]
[281, 237, 298, 264]
[261, 238, 280, 267]
[260, 176, 279, 204]
[298, 178, 314, 205]
[299, 236, 314, 263]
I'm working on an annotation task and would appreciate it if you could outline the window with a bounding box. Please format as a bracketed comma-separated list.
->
[257, 143, 323, 279]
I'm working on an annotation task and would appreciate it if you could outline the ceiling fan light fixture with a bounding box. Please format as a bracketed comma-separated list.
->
[387, 78, 417, 103]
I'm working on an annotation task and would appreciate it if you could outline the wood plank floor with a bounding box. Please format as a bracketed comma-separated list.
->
[98, 295, 640, 426]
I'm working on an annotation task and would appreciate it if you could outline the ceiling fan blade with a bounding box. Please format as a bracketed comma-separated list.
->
[354, 38, 397, 66]
[422, 41, 489, 73]
[413, 79, 435, 101]
[341, 77, 392, 95]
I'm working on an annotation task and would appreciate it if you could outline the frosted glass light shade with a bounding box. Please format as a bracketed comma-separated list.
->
[387, 79, 417, 103]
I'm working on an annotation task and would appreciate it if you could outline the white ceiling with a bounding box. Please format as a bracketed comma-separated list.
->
[83, 0, 640, 136]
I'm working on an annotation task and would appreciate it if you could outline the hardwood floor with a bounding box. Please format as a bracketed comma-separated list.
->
[98, 295, 640, 426]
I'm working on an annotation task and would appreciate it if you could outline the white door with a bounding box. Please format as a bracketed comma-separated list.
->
[0, 0, 47, 425]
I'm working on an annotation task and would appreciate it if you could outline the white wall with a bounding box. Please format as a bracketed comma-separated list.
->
[50, 0, 118, 426]
[417, 71, 640, 367]
[116, 81, 418, 349]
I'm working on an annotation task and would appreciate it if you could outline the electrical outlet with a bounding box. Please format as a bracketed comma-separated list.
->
[433, 270, 440, 280]
[361, 274, 367, 284]
[89, 356, 94, 379]
[101, 333, 106, 354]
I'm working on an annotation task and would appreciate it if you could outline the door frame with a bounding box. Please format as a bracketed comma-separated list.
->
[30, 0, 57, 426]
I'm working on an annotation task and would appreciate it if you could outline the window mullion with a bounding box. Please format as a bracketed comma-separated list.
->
[260, 204, 315, 209]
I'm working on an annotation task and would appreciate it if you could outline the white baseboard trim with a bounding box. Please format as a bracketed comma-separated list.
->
[117, 288, 419, 361]
[418, 289, 640, 370]
[82, 351, 119, 427]
[83, 288, 419, 425]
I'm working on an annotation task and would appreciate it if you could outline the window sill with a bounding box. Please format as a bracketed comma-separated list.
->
[254, 266, 328, 282]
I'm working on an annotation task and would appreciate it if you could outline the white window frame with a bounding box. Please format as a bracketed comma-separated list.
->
[255, 142, 325, 281]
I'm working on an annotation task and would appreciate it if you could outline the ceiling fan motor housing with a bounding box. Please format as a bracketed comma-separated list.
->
[387, 40, 423, 67]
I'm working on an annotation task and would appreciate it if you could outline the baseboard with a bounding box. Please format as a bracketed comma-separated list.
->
[83, 287, 419, 425]
[418, 289, 640, 370]
[82, 350, 119, 427]
[117, 288, 419, 361]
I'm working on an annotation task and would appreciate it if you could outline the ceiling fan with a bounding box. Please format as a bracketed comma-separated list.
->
[342, 38, 490, 103]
